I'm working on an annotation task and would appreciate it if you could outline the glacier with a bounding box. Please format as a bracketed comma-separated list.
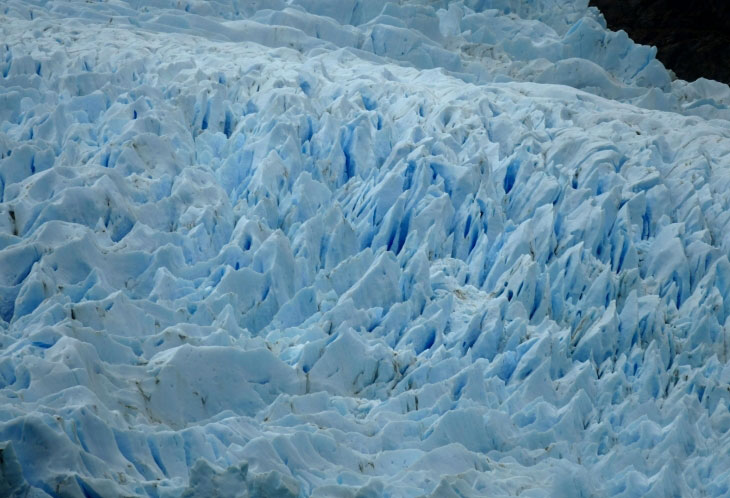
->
[1, 0, 730, 496]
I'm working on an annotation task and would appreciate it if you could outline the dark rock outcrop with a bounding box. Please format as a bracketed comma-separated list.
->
[590, 0, 730, 84]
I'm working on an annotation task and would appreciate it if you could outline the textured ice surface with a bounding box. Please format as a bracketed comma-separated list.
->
[2, 0, 730, 496]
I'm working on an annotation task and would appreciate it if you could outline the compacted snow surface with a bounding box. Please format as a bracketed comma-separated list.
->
[2, 0, 730, 496]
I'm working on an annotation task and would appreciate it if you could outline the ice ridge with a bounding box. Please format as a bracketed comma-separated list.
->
[1, 0, 730, 497]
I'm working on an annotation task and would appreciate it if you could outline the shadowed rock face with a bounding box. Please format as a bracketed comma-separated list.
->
[590, 0, 730, 84]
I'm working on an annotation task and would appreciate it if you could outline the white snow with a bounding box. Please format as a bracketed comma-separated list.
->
[1, 0, 730, 496]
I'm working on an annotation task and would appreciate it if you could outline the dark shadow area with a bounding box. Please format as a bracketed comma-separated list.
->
[590, 0, 730, 84]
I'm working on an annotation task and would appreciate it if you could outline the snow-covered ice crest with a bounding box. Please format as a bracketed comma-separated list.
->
[1, 0, 730, 496]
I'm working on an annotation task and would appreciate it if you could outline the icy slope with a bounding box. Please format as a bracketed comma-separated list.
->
[1, 0, 730, 496]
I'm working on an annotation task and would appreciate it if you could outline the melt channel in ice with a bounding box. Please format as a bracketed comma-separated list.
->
[2, 0, 730, 496]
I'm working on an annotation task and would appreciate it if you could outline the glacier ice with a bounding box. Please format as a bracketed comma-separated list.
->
[1, 0, 730, 496]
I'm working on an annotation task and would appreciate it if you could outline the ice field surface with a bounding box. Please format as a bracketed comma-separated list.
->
[1, 0, 730, 496]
